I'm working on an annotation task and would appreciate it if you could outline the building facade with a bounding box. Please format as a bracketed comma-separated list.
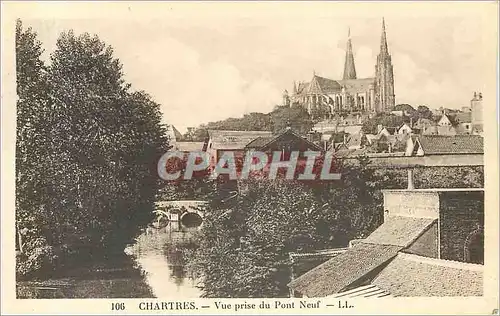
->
[287, 19, 396, 116]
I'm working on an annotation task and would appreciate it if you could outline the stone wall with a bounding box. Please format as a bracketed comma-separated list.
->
[383, 191, 439, 219]
[439, 191, 484, 263]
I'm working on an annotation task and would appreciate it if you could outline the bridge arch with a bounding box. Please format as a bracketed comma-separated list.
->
[155, 200, 208, 228]
[180, 211, 203, 227]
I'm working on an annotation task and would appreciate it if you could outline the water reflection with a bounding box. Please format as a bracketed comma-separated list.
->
[126, 221, 202, 298]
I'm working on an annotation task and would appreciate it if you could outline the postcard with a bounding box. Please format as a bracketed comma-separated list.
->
[1, 1, 499, 315]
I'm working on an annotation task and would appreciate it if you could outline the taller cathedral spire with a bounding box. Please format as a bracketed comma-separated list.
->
[343, 27, 357, 80]
[374, 18, 395, 112]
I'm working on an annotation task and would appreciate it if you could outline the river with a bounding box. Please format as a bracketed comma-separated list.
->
[125, 221, 202, 298]
[16, 221, 202, 299]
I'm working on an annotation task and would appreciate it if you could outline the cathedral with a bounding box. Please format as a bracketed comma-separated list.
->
[283, 19, 395, 116]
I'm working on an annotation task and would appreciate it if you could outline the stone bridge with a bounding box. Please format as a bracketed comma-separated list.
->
[155, 200, 208, 226]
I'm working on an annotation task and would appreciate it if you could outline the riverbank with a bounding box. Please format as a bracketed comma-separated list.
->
[16, 252, 154, 299]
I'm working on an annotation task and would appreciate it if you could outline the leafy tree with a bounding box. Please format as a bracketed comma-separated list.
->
[188, 158, 383, 298]
[46, 30, 169, 250]
[392, 103, 416, 116]
[16, 24, 169, 277]
[271, 105, 313, 135]
[416, 105, 434, 120]
[15, 19, 56, 277]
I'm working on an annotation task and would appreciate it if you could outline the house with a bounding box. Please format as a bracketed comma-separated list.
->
[451, 112, 473, 135]
[435, 112, 474, 135]
[413, 118, 436, 135]
[287, 175, 484, 298]
[397, 123, 413, 135]
[344, 132, 368, 150]
[245, 127, 323, 153]
[411, 135, 484, 156]
[204, 130, 273, 164]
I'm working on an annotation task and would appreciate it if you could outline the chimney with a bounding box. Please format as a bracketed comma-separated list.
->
[343, 134, 347, 144]
[407, 169, 415, 190]
[410, 117, 413, 128]
[478, 92, 482, 100]
[377, 124, 383, 134]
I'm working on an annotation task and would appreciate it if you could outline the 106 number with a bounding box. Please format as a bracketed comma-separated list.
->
[111, 302, 126, 311]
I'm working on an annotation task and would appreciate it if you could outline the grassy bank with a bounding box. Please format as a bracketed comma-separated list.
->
[16, 252, 154, 299]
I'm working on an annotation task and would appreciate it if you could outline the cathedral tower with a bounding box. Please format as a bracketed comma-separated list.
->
[343, 28, 357, 80]
[374, 18, 395, 112]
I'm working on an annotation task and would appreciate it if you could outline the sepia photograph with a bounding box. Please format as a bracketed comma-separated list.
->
[1, 1, 499, 315]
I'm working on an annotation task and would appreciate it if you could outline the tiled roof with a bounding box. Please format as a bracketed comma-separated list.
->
[174, 142, 205, 152]
[363, 216, 436, 247]
[339, 78, 375, 93]
[327, 284, 392, 298]
[451, 112, 472, 124]
[244, 128, 323, 151]
[295, 76, 375, 95]
[313, 75, 342, 93]
[372, 253, 483, 297]
[245, 136, 274, 149]
[208, 130, 272, 150]
[287, 243, 401, 297]
[417, 135, 484, 155]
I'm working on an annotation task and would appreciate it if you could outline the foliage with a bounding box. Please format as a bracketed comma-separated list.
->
[188, 158, 383, 298]
[415, 105, 434, 120]
[270, 104, 313, 135]
[16, 21, 169, 277]
[391, 103, 416, 115]
[374, 166, 484, 190]
[188, 103, 314, 141]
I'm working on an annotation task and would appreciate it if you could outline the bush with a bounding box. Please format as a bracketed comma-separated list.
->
[16, 238, 58, 280]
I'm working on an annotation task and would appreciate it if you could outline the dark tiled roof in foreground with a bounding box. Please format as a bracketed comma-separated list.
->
[418, 135, 484, 155]
[372, 253, 483, 297]
[363, 216, 436, 247]
[288, 243, 401, 297]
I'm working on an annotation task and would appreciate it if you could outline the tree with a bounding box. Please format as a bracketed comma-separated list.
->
[415, 105, 434, 120]
[15, 19, 62, 278]
[188, 158, 383, 298]
[16, 25, 169, 278]
[270, 105, 313, 135]
[46, 30, 169, 251]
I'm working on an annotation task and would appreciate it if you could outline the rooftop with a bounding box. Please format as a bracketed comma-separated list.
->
[363, 216, 436, 247]
[417, 135, 484, 155]
[287, 243, 401, 297]
[372, 253, 483, 297]
[208, 130, 272, 150]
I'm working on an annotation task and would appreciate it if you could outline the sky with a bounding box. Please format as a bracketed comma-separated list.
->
[21, 2, 491, 133]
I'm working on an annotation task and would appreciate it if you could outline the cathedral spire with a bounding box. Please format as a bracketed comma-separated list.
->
[343, 27, 357, 80]
[374, 18, 395, 113]
[380, 17, 389, 55]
